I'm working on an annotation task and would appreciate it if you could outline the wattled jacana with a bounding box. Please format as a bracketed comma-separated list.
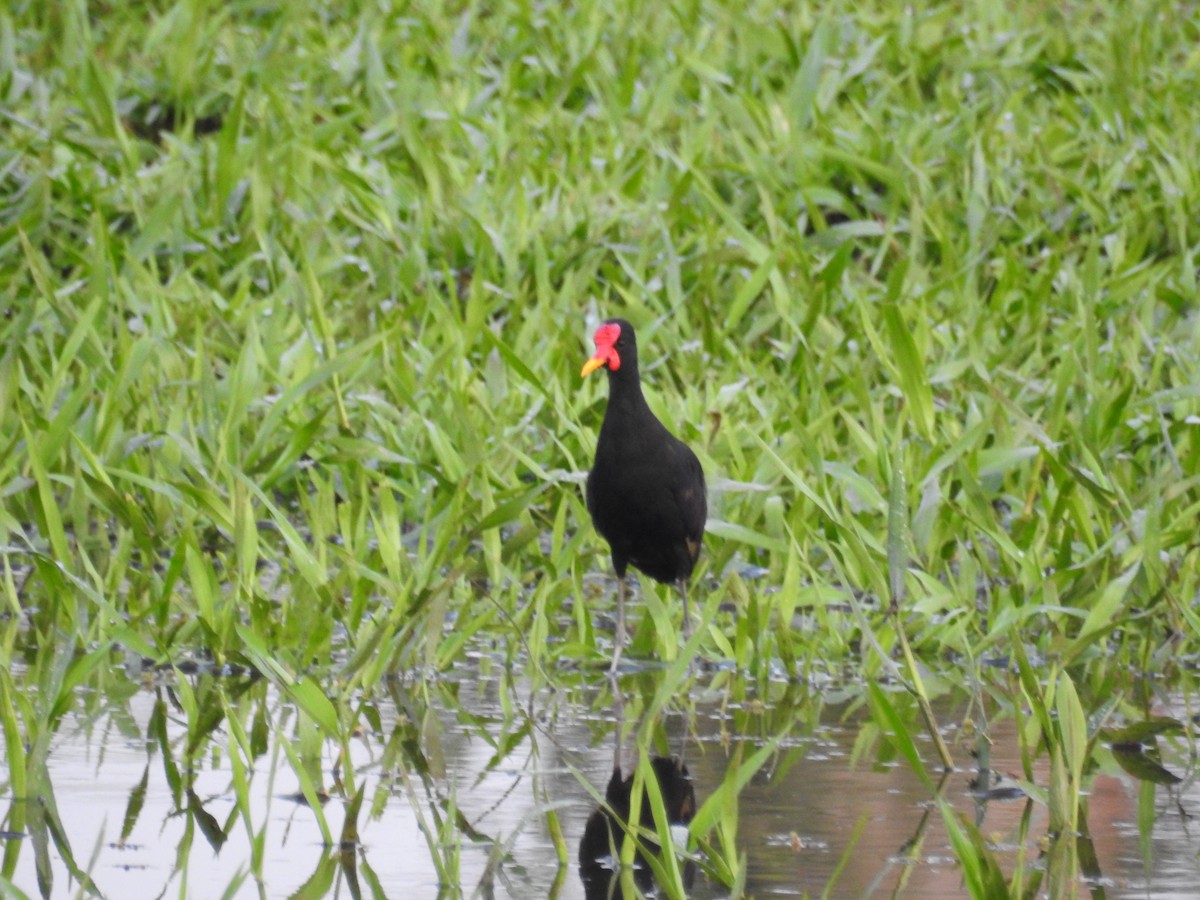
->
[581, 319, 706, 672]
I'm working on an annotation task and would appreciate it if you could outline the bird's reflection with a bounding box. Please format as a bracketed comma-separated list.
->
[578, 756, 697, 899]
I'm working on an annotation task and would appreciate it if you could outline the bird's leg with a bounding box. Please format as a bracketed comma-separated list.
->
[679, 578, 697, 684]
[610, 669, 624, 772]
[677, 578, 696, 758]
[679, 578, 691, 643]
[609, 576, 626, 675]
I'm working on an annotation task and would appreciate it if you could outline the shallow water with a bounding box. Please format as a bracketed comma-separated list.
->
[2, 656, 1198, 898]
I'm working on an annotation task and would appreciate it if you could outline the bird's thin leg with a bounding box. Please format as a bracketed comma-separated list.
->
[609, 576, 626, 675]
[610, 670, 624, 772]
[679, 578, 691, 643]
[678, 579, 696, 759]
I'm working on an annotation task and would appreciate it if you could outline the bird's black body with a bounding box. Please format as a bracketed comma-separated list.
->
[584, 320, 706, 586]
[582, 319, 706, 670]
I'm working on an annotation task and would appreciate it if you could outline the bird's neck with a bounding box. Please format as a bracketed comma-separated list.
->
[604, 367, 650, 420]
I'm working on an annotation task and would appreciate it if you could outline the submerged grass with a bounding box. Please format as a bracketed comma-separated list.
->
[3, 0, 1200, 894]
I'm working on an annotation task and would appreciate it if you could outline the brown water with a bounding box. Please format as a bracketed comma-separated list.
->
[2, 659, 1198, 898]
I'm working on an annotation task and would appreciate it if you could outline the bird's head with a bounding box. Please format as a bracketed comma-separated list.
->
[581, 319, 635, 377]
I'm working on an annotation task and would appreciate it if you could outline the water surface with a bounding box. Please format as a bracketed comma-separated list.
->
[2, 657, 1197, 897]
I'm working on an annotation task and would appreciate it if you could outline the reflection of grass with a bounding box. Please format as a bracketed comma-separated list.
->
[3, 0, 1200, 894]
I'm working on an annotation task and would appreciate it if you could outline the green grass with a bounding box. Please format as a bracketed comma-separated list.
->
[3, 0, 1200, 894]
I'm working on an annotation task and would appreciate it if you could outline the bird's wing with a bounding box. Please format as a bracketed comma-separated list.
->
[668, 439, 707, 545]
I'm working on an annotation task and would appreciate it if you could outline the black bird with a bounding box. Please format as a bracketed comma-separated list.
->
[578, 756, 697, 899]
[581, 318, 706, 672]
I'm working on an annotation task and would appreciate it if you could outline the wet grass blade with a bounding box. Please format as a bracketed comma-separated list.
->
[939, 801, 1010, 899]
[821, 813, 868, 900]
[886, 445, 953, 770]
[881, 301, 934, 441]
[236, 625, 340, 739]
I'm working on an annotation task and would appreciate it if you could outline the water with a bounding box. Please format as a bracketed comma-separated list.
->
[1, 657, 1197, 898]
